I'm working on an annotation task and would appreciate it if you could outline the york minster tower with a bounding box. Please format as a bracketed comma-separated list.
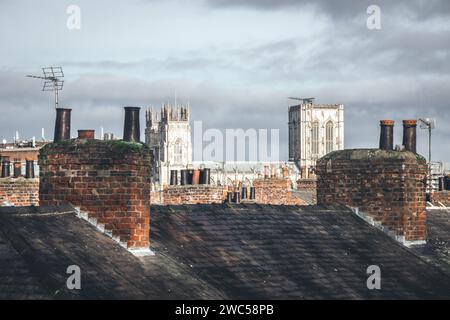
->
[288, 100, 344, 178]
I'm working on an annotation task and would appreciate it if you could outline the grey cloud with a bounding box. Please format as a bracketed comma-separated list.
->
[0, 70, 291, 158]
[2, 0, 449, 162]
[205, 0, 450, 20]
[63, 56, 224, 73]
[1, 67, 449, 161]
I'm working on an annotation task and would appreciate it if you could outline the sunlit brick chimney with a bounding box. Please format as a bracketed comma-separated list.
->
[316, 120, 427, 246]
[39, 107, 152, 254]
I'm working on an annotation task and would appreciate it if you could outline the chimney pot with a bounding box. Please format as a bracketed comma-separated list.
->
[54, 108, 72, 143]
[170, 170, 178, 185]
[191, 169, 200, 185]
[123, 106, 141, 142]
[13, 161, 22, 178]
[199, 168, 211, 184]
[402, 120, 417, 153]
[1, 159, 11, 178]
[78, 130, 95, 140]
[25, 159, 35, 179]
[180, 169, 189, 185]
[379, 120, 395, 150]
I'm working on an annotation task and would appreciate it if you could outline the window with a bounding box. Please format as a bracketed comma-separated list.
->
[174, 139, 182, 164]
[326, 121, 334, 154]
[311, 121, 319, 156]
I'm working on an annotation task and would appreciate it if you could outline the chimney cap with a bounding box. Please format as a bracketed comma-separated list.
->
[403, 120, 417, 126]
[380, 120, 395, 126]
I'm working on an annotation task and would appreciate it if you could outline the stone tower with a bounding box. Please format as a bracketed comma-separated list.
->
[145, 104, 193, 187]
[288, 102, 344, 179]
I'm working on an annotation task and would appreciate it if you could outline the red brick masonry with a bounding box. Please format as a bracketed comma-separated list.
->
[0, 178, 39, 206]
[162, 185, 224, 205]
[316, 149, 427, 242]
[39, 139, 151, 249]
[254, 178, 305, 206]
[152, 179, 305, 206]
[430, 191, 450, 206]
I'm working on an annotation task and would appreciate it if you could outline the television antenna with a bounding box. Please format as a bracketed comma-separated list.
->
[26, 67, 64, 109]
[419, 118, 436, 192]
[418, 118, 436, 164]
[288, 97, 315, 104]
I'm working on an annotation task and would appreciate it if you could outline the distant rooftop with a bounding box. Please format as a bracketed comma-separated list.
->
[321, 148, 426, 162]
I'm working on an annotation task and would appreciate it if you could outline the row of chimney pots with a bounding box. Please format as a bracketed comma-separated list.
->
[169, 168, 211, 186]
[379, 119, 417, 152]
[1, 106, 140, 179]
[226, 187, 256, 204]
[1, 159, 35, 179]
[53, 106, 141, 143]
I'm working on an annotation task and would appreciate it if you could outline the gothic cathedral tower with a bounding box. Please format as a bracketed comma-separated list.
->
[145, 104, 193, 187]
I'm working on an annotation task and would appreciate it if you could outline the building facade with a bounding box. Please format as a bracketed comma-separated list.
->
[145, 105, 193, 187]
[289, 102, 344, 178]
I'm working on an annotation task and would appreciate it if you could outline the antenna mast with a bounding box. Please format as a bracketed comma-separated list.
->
[288, 97, 315, 104]
[26, 67, 64, 109]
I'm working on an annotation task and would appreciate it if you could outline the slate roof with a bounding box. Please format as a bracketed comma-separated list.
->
[1, 204, 450, 299]
[413, 208, 450, 273]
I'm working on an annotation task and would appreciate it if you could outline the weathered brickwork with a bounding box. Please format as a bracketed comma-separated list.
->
[0, 178, 39, 206]
[153, 179, 306, 206]
[316, 149, 427, 242]
[39, 139, 151, 249]
[150, 189, 164, 205]
[430, 191, 450, 206]
[254, 178, 306, 206]
[297, 179, 317, 192]
[297, 178, 317, 204]
[162, 185, 224, 205]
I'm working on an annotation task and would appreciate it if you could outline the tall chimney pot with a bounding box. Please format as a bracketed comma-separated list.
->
[379, 120, 395, 150]
[1, 160, 11, 178]
[54, 108, 72, 143]
[13, 161, 22, 178]
[25, 159, 35, 179]
[402, 120, 417, 153]
[123, 106, 141, 142]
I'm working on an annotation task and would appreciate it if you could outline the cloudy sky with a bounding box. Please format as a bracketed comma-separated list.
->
[0, 0, 449, 161]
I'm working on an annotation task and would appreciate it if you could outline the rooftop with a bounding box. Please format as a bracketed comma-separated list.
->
[1, 204, 450, 299]
[320, 148, 426, 162]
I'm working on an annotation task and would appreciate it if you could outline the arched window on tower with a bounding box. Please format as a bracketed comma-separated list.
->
[326, 121, 334, 154]
[311, 121, 319, 156]
[174, 139, 182, 164]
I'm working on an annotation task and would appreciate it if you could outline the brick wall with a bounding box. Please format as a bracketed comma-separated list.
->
[254, 178, 305, 205]
[153, 179, 307, 206]
[430, 191, 450, 206]
[39, 139, 151, 249]
[0, 178, 39, 206]
[297, 178, 317, 204]
[316, 149, 427, 243]
[297, 179, 317, 192]
[162, 185, 224, 205]
[150, 189, 164, 205]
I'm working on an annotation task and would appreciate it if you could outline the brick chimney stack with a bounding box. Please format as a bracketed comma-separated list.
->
[39, 108, 152, 254]
[316, 120, 427, 246]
